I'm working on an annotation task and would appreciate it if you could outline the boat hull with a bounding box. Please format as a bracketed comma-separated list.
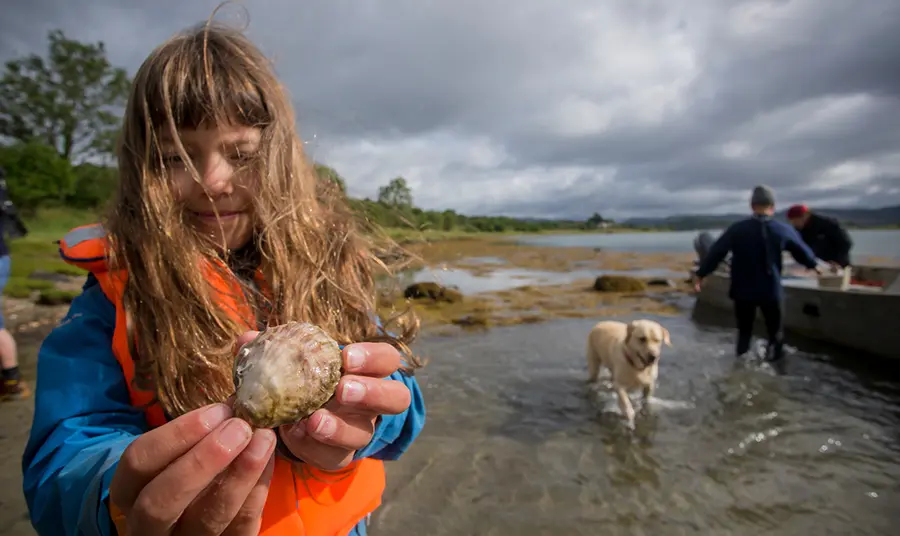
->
[692, 268, 900, 360]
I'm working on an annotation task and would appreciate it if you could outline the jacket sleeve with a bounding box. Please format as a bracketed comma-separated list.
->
[694, 225, 734, 279]
[22, 275, 147, 536]
[353, 371, 425, 461]
[351, 315, 426, 462]
[783, 225, 819, 269]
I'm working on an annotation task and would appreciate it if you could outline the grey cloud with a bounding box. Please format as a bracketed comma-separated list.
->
[2, 0, 900, 218]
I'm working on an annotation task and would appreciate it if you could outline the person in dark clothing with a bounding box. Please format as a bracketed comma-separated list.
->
[786, 204, 853, 268]
[693, 185, 821, 361]
[0, 166, 31, 400]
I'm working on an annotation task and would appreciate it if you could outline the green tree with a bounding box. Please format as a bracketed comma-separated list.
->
[68, 163, 118, 209]
[586, 212, 606, 227]
[314, 163, 347, 194]
[0, 29, 131, 163]
[377, 177, 413, 208]
[0, 141, 76, 211]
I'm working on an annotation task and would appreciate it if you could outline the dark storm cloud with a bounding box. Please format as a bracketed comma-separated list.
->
[2, 0, 900, 218]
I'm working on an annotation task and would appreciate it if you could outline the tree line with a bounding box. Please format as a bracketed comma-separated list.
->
[0, 30, 607, 233]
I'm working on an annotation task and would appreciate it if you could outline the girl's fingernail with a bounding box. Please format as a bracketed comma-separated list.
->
[202, 403, 232, 429]
[219, 419, 252, 452]
[314, 415, 336, 438]
[342, 380, 366, 403]
[290, 420, 307, 440]
[346, 346, 367, 370]
[246, 430, 275, 459]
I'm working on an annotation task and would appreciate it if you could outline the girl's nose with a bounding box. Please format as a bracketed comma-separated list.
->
[199, 153, 234, 196]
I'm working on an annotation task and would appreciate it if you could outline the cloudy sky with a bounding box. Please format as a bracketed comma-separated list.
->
[3, 0, 900, 219]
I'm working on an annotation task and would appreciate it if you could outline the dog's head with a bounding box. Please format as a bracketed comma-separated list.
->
[624, 319, 672, 369]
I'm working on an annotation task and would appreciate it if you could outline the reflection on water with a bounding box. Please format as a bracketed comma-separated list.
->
[371, 315, 900, 535]
[397, 266, 684, 295]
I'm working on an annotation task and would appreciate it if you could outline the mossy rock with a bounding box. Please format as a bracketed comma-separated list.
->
[593, 275, 646, 292]
[403, 282, 463, 303]
[36, 289, 80, 306]
[3, 277, 56, 298]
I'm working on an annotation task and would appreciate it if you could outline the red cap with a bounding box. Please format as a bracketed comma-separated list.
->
[786, 204, 808, 219]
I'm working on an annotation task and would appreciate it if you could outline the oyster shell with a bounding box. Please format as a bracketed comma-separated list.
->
[232, 322, 343, 429]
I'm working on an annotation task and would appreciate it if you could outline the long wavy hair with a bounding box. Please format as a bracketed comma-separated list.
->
[105, 13, 420, 418]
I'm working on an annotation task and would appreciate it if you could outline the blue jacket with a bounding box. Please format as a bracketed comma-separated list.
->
[21, 275, 426, 536]
[695, 215, 819, 302]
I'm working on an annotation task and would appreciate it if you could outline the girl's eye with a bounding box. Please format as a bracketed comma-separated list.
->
[163, 154, 187, 167]
[229, 151, 257, 165]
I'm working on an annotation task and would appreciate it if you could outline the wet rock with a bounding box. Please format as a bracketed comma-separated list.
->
[452, 313, 490, 327]
[404, 282, 463, 303]
[646, 278, 676, 288]
[593, 275, 647, 292]
[374, 244, 410, 264]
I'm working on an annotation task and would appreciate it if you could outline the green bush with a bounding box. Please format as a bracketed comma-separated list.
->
[0, 141, 76, 211]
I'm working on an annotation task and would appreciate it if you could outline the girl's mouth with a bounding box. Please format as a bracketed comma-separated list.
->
[193, 210, 243, 221]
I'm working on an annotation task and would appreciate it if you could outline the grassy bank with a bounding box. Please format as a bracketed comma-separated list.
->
[5, 208, 99, 298]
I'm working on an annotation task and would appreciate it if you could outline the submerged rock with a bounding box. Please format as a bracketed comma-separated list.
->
[232, 322, 343, 429]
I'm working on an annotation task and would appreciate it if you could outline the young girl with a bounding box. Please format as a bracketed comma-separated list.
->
[22, 17, 425, 536]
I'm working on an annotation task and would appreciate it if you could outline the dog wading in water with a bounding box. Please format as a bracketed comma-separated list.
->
[21, 13, 426, 536]
[586, 319, 672, 428]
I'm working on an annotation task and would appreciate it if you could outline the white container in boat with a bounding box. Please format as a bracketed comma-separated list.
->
[817, 267, 852, 290]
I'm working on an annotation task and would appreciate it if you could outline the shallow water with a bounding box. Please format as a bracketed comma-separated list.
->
[514, 229, 900, 259]
[371, 315, 900, 536]
[403, 266, 684, 295]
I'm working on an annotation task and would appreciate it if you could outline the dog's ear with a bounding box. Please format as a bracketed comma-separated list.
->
[625, 322, 636, 344]
[662, 327, 672, 347]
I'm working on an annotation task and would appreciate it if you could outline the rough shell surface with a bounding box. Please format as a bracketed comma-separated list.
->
[232, 322, 343, 429]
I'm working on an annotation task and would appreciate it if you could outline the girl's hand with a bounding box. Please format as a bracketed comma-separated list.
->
[237, 332, 412, 471]
[108, 403, 277, 536]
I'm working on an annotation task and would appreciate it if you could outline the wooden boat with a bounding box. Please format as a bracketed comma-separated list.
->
[689, 233, 900, 360]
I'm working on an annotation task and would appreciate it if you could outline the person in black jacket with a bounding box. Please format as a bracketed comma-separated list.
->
[0, 166, 30, 400]
[786, 204, 853, 268]
[693, 185, 821, 361]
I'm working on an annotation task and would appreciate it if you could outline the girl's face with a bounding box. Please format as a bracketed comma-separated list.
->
[162, 124, 260, 250]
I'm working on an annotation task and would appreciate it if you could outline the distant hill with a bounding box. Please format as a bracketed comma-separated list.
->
[621, 205, 900, 231]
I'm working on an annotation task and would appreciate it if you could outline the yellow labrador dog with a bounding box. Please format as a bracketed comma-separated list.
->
[586, 319, 672, 428]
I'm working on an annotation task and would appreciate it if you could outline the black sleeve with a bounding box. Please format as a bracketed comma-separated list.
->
[0, 187, 28, 238]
